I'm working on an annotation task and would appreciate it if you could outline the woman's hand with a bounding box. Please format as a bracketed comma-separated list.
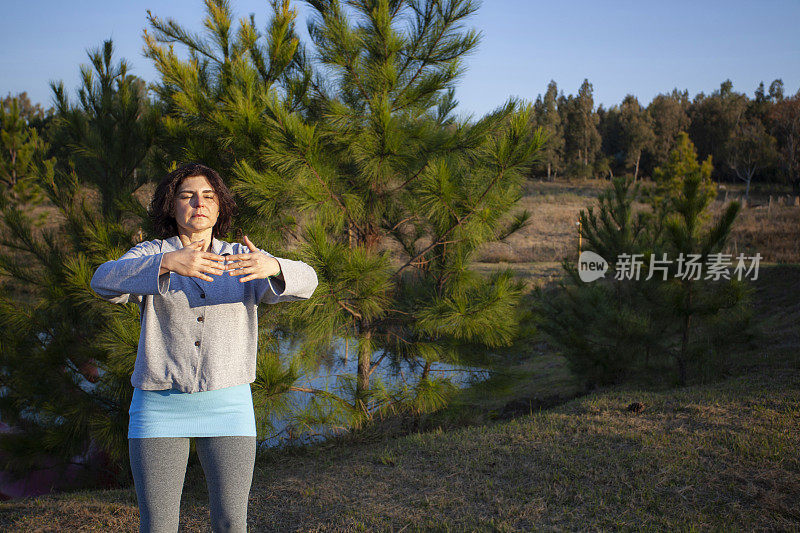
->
[224, 235, 282, 282]
[160, 239, 226, 281]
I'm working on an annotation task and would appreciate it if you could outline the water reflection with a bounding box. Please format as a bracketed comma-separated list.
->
[257, 337, 490, 450]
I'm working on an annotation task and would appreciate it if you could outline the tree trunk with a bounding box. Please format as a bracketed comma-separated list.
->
[348, 222, 353, 247]
[633, 152, 640, 183]
[745, 176, 752, 202]
[677, 351, 687, 387]
[421, 360, 431, 381]
[357, 329, 372, 399]
[10, 148, 18, 187]
[678, 283, 693, 386]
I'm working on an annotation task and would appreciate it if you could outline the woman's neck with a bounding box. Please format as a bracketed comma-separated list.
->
[177, 228, 214, 251]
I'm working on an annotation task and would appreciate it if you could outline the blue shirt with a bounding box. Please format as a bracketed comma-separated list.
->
[90, 235, 318, 393]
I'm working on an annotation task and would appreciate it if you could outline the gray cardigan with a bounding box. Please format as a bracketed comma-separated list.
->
[90, 235, 318, 393]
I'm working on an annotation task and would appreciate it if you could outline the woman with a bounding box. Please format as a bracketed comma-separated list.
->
[90, 162, 318, 533]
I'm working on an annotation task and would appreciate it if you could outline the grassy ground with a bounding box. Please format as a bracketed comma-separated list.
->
[0, 178, 798, 531]
[1, 352, 797, 530]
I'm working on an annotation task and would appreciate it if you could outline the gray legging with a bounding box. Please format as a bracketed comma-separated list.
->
[129, 436, 256, 533]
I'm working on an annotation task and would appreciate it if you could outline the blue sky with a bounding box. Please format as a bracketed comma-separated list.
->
[1, 0, 798, 117]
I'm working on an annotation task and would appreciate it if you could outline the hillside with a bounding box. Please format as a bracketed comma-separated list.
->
[5, 364, 796, 532]
[0, 261, 796, 531]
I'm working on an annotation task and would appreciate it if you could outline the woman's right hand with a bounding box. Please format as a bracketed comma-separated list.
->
[159, 239, 226, 281]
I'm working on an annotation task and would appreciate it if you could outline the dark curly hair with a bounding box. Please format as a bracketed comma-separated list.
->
[149, 163, 239, 239]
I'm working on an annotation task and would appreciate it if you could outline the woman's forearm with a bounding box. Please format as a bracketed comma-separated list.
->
[159, 251, 173, 276]
[90, 245, 171, 301]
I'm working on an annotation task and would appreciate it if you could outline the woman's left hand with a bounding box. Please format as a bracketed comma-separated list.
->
[224, 235, 282, 282]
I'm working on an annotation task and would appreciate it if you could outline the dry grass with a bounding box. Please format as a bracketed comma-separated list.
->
[2, 367, 796, 531]
[721, 201, 800, 263]
[476, 177, 800, 266]
[476, 180, 602, 264]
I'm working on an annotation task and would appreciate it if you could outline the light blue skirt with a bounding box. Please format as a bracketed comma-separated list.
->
[128, 383, 257, 438]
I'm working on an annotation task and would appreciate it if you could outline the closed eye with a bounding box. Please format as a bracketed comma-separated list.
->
[178, 192, 216, 199]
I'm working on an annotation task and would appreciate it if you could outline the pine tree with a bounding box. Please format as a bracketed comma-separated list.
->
[767, 94, 800, 194]
[143, 0, 544, 436]
[533, 80, 564, 180]
[725, 116, 777, 202]
[563, 79, 601, 178]
[48, 40, 160, 220]
[535, 134, 753, 387]
[687, 80, 748, 182]
[597, 104, 623, 178]
[0, 42, 158, 488]
[644, 89, 690, 176]
[648, 135, 751, 385]
[0, 162, 146, 487]
[142, 0, 311, 178]
[619, 94, 655, 182]
[0, 97, 48, 206]
[534, 176, 656, 386]
[143, 0, 337, 440]
[648, 131, 714, 230]
[0, 92, 50, 126]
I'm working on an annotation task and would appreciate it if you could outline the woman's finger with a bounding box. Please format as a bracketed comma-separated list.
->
[223, 252, 252, 262]
[225, 259, 255, 271]
[200, 259, 225, 272]
[228, 266, 256, 276]
[201, 251, 227, 262]
[195, 265, 222, 276]
[239, 269, 265, 282]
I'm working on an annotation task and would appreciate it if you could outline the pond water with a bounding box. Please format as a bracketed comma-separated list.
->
[256, 337, 491, 450]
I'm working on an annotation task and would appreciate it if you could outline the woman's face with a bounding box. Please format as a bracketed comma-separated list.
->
[172, 175, 220, 236]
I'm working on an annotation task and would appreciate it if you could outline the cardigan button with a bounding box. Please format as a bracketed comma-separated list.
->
[197, 316, 204, 322]
[200, 293, 205, 298]
[194, 341, 200, 347]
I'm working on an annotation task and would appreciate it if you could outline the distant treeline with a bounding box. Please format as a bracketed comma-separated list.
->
[3, 76, 799, 196]
[528, 79, 799, 192]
